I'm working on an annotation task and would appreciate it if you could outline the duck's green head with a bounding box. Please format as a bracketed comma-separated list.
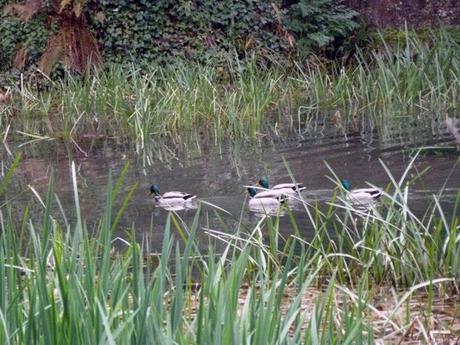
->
[341, 179, 352, 191]
[150, 184, 161, 195]
[247, 187, 258, 197]
[258, 176, 270, 189]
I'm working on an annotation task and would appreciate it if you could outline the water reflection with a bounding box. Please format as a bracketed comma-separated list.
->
[2, 124, 458, 252]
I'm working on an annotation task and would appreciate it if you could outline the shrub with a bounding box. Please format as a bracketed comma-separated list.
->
[3, 0, 101, 74]
[0, 0, 359, 73]
[285, 0, 359, 55]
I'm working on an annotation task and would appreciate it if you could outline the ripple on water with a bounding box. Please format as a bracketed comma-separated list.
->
[4, 125, 459, 250]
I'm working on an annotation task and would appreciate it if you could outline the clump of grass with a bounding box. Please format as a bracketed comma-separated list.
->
[0, 153, 458, 344]
[2, 61, 293, 150]
[297, 28, 460, 135]
[1, 29, 459, 151]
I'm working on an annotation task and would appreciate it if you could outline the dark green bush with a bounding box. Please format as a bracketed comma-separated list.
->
[86, 0, 289, 65]
[0, 0, 51, 71]
[285, 0, 358, 54]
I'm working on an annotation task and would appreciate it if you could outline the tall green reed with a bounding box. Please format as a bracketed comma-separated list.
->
[297, 28, 460, 133]
[0, 143, 458, 343]
[0, 160, 379, 344]
[3, 29, 458, 150]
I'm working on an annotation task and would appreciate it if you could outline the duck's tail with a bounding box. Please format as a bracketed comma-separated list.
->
[370, 188, 383, 199]
[183, 194, 197, 201]
[295, 184, 307, 192]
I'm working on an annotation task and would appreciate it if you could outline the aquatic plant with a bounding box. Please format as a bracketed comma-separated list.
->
[0, 153, 458, 344]
[1, 29, 459, 151]
[299, 28, 460, 133]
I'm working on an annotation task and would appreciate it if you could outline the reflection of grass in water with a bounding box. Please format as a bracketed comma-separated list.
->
[0, 153, 458, 344]
[2, 30, 459, 151]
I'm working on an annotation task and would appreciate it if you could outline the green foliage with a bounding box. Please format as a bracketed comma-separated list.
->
[1, 0, 101, 75]
[285, 0, 359, 54]
[0, 151, 457, 344]
[1, 0, 360, 72]
[87, 0, 289, 65]
[2, 29, 458, 148]
[0, 2, 51, 70]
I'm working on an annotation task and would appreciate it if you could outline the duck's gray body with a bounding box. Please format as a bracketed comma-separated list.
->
[154, 191, 196, 205]
[346, 187, 383, 209]
[151, 184, 197, 210]
[270, 183, 306, 194]
[258, 177, 306, 198]
[247, 187, 285, 215]
[248, 190, 284, 207]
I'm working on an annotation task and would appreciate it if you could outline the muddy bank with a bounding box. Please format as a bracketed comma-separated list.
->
[345, 0, 460, 27]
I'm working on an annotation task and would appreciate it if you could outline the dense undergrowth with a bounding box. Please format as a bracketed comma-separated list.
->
[0, 0, 358, 73]
[1, 29, 459, 151]
[0, 153, 458, 344]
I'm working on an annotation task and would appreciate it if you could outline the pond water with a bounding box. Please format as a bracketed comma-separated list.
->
[4, 125, 459, 252]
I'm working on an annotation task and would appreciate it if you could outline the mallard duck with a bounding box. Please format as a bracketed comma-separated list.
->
[341, 179, 383, 209]
[247, 187, 285, 215]
[150, 184, 197, 210]
[258, 176, 306, 196]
